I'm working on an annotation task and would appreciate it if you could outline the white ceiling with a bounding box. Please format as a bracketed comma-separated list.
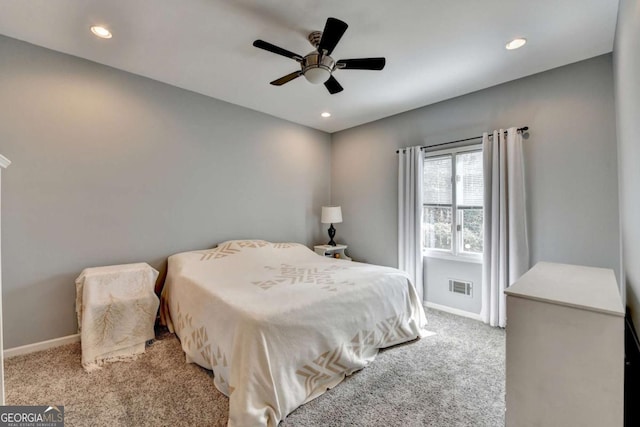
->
[0, 0, 618, 133]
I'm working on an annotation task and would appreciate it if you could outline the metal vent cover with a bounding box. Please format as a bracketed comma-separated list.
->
[449, 279, 473, 297]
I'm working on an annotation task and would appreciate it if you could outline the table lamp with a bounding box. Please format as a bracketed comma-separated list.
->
[321, 206, 342, 246]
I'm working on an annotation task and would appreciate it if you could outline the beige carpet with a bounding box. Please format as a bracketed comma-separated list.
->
[5, 330, 228, 426]
[5, 309, 505, 426]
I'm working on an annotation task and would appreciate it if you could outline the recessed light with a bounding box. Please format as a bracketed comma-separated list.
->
[91, 26, 112, 39]
[321, 112, 331, 118]
[506, 38, 526, 50]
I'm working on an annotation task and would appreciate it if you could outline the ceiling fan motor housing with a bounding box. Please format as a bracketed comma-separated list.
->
[302, 52, 335, 84]
[307, 30, 323, 49]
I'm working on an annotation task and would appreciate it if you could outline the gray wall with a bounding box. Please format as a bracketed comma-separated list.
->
[0, 36, 331, 348]
[331, 55, 620, 296]
[614, 0, 640, 328]
[425, 258, 482, 314]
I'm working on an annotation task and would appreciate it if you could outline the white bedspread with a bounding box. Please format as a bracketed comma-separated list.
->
[160, 240, 428, 426]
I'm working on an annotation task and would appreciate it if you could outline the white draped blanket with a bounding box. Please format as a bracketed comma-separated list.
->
[160, 240, 428, 427]
[76, 263, 159, 371]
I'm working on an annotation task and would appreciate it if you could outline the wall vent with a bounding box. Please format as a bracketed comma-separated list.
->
[449, 279, 473, 297]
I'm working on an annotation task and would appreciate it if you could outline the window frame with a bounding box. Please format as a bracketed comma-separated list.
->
[422, 144, 483, 264]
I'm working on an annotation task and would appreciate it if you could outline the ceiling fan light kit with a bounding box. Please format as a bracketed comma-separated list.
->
[302, 53, 335, 84]
[253, 17, 386, 94]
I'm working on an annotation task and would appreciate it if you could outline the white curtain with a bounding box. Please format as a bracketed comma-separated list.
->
[398, 146, 424, 302]
[481, 128, 529, 327]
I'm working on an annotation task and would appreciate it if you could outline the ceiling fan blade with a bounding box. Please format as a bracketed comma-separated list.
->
[336, 58, 386, 70]
[270, 71, 303, 86]
[324, 75, 344, 94]
[318, 18, 348, 55]
[253, 40, 303, 62]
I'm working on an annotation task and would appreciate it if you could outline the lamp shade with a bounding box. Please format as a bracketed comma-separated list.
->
[321, 206, 342, 224]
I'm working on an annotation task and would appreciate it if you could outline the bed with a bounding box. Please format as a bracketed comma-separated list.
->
[160, 240, 428, 426]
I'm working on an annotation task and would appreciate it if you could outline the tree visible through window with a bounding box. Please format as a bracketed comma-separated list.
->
[423, 148, 483, 259]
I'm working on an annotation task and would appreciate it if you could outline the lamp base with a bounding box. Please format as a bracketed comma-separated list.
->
[327, 223, 337, 246]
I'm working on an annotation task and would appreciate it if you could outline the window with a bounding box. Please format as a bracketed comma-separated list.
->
[423, 147, 483, 261]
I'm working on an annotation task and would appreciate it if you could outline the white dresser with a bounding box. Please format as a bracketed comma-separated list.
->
[505, 262, 624, 427]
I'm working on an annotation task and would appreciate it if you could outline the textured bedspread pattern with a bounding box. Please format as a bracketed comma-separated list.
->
[161, 240, 427, 426]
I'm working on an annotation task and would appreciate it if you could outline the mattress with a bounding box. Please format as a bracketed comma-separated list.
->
[160, 240, 428, 426]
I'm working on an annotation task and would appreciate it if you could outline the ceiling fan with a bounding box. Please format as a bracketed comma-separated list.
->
[252, 17, 386, 95]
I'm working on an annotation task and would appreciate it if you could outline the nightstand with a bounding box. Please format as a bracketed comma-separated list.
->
[314, 244, 351, 261]
[75, 263, 159, 371]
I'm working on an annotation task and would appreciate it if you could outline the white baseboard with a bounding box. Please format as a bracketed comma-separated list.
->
[424, 301, 483, 321]
[4, 334, 80, 358]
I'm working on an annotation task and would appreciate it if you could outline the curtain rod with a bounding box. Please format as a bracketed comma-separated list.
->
[395, 126, 529, 154]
